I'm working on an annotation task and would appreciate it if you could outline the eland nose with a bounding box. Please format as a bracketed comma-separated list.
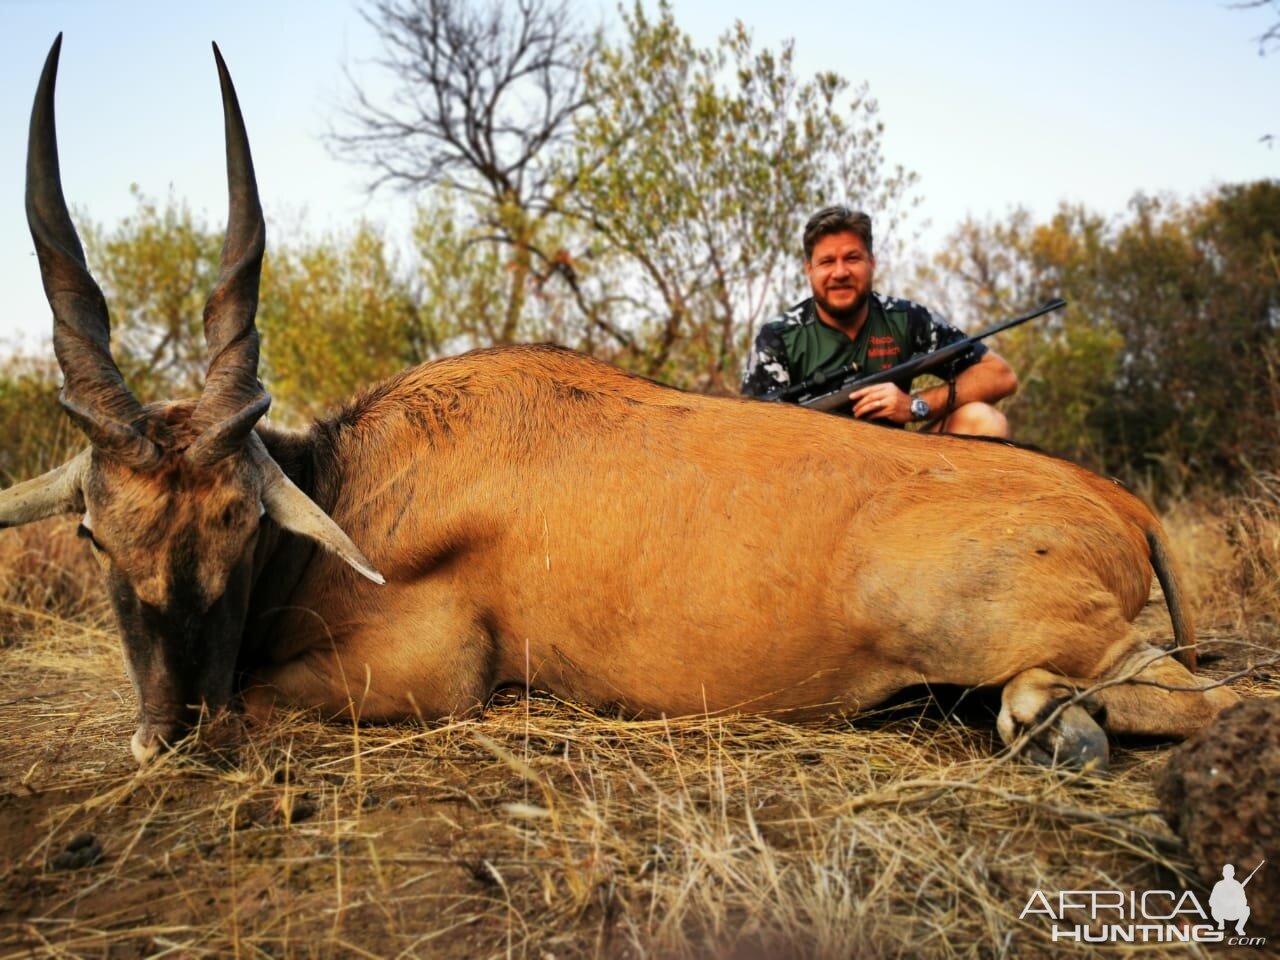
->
[130, 721, 180, 765]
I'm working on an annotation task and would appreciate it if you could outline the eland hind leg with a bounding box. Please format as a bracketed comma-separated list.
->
[1084, 643, 1238, 737]
[998, 644, 1239, 770]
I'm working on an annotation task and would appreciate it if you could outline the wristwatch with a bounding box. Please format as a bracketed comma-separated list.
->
[910, 395, 931, 422]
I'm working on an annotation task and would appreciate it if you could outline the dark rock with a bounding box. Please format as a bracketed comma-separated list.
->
[65, 831, 96, 852]
[285, 797, 317, 823]
[1156, 695, 1280, 936]
[50, 833, 103, 870]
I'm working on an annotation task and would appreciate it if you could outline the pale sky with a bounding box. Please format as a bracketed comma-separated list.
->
[1, 0, 1276, 353]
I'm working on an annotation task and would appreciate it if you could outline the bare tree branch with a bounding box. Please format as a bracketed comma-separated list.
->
[331, 0, 606, 343]
[1232, 0, 1280, 54]
[332, 0, 594, 213]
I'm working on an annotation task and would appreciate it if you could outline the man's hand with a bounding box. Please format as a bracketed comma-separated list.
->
[848, 384, 909, 423]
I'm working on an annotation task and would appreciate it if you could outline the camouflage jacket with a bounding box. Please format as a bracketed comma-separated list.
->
[739, 292, 985, 402]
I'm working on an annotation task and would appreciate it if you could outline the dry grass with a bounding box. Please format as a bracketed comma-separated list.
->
[1, 492, 1278, 959]
[1162, 473, 1280, 632]
[0, 518, 107, 642]
[1161, 475, 1280, 684]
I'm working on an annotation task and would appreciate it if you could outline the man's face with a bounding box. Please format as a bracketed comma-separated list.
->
[805, 231, 876, 324]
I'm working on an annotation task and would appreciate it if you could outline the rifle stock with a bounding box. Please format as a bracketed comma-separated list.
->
[762, 298, 1066, 413]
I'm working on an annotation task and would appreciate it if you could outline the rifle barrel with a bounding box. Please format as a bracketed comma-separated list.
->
[777, 297, 1067, 413]
[1242, 859, 1266, 886]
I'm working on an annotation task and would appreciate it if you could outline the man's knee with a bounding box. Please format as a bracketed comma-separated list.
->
[941, 402, 1008, 438]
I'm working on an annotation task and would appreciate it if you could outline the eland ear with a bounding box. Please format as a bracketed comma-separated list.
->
[246, 434, 385, 585]
[0, 448, 90, 529]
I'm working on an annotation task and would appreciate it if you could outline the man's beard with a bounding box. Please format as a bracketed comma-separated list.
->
[813, 285, 869, 323]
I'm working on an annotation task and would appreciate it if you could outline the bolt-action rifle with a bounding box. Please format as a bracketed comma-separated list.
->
[762, 298, 1067, 414]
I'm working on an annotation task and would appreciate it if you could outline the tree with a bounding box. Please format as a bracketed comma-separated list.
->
[923, 183, 1280, 492]
[0, 356, 74, 482]
[80, 188, 225, 402]
[256, 223, 429, 421]
[75, 193, 443, 425]
[1234, 0, 1280, 54]
[1233, 0, 1280, 144]
[921, 207, 1122, 468]
[1102, 184, 1280, 485]
[563, 2, 918, 390]
[333, 0, 598, 344]
[336, 1, 918, 386]
[1, 193, 223, 484]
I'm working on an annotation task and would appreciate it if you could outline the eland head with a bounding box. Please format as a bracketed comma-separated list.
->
[0, 36, 382, 763]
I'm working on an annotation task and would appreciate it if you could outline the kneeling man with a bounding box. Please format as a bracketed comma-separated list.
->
[741, 205, 1018, 436]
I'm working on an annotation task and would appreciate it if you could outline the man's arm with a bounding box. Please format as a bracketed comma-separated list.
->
[915, 350, 1017, 421]
[848, 350, 1017, 423]
[847, 303, 1018, 423]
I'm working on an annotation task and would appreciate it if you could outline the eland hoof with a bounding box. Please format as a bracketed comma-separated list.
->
[1024, 702, 1110, 772]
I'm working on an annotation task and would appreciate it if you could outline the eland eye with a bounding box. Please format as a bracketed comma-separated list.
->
[76, 523, 106, 553]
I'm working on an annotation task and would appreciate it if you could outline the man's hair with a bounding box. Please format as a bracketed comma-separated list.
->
[803, 206, 873, 261]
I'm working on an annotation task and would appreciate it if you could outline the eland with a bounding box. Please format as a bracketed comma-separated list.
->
[0, 37, 1237, 768]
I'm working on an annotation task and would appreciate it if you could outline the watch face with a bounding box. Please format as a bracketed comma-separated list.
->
[911, 397, 929, 420]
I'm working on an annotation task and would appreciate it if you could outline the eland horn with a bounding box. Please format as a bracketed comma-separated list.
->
[26, 34, 159, 468]
[186, 43, 271, 467]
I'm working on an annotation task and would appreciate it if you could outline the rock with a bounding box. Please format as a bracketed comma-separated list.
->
[1156, 695, 1280, 936]
[50, 832, 103, 870]
[285, 797, 317, 824]
[65, 831, 96, 852]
